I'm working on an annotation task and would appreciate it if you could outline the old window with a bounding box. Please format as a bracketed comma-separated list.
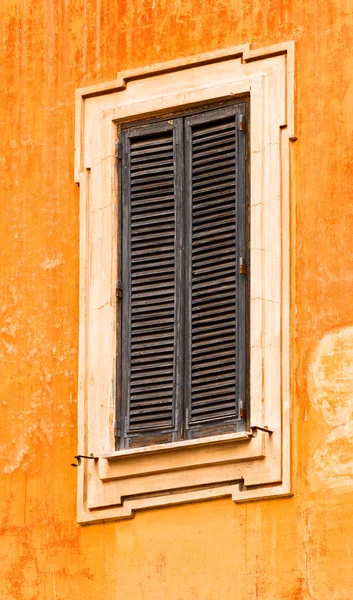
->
[118, 102, 248, 449]
[75, 43, 294, 523]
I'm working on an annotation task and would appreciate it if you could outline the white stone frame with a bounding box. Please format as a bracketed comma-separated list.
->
[75, 42, 295, 524]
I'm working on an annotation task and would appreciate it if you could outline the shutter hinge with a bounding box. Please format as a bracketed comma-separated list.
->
[239, 400, 246, 419]
[238, 114, 246, 131]
[116, 280, 123, 298]
[115, 140, 122, 162]
[114, 419, 120, 438]
[239, 257, 247, 275]
[236, 400, 247, 421]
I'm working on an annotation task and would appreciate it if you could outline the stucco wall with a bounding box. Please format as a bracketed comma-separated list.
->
[1, 0, 353, 598]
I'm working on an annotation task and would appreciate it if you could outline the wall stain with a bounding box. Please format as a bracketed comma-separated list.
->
[308, 326, 353, 491]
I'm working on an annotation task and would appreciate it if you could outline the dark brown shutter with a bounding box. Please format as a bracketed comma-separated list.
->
[120, 120, 184, 449]
[118, 101, 248, 449]
[184, 104, 248, 439]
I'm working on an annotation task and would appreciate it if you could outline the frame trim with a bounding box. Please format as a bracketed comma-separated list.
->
[75, 42, 295, 524]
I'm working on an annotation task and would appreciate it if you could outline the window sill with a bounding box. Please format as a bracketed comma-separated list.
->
[102, 431, 253, 460]
[81, 425, 289, 522]
[99, 431, 259, 482]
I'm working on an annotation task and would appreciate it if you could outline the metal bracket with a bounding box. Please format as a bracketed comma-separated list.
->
[71, 455, 99, 467]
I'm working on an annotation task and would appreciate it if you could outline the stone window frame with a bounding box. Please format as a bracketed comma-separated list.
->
[75, 42, 295, 524]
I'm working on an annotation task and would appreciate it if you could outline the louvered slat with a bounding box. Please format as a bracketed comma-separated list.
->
[186, 109, 241, 429]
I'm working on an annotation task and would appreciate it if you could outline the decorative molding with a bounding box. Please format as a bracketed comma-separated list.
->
[75, 42, 295, 524]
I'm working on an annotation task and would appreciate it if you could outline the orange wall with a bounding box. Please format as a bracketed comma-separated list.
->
[1, 1, 353, 598]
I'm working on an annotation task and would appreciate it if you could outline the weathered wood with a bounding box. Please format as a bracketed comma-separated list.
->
[184, 103, 248, 438]
[120, 120, 183, 448]
[119, 100, 248, 448]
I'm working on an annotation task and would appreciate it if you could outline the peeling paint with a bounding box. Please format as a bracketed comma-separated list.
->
[4, 436, 30, 474]
[40, 254, 64, 270]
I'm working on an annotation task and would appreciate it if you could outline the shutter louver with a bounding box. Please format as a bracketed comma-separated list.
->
[184, 106, 247, 438]
[121, 122, 183, 448]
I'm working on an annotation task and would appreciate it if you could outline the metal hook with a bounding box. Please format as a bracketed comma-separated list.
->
[71, 455, 99, 467]
[250, 425, 273, 436]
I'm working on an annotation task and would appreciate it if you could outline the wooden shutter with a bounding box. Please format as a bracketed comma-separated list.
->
[120, 120, 184, 449]
[118, 101, 248, 449]
[184, 104, 248, 439]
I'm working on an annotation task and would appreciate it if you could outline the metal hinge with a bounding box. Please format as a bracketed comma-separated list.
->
[236, 399, 247, 421]
[239, 257, 247, 275]
[115, 140, 121, 162]
[114, 419, 120, 438]
[238, 114, 246, 131]
[239, 400, 246, 419]
[116, 281, 123, 298]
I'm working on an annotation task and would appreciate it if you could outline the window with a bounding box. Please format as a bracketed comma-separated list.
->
[75, 43, 294, 523]
[118, 102, 248, 449]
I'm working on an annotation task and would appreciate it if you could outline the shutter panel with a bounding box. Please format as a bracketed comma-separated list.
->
[120, 120, 184, 448]
[184, 105, 247, 439]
